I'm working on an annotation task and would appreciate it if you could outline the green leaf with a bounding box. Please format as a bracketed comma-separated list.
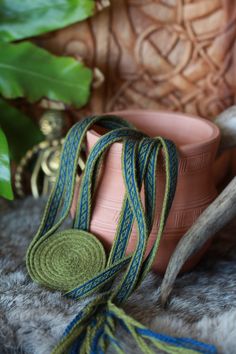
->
[0, 99, 43, 162]
[0, 127, 13, 200]
[0, 41, 92, 107]
[0, 0, 95, 42]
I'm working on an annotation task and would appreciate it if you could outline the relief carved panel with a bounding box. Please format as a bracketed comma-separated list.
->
[36, 0, 236, 119]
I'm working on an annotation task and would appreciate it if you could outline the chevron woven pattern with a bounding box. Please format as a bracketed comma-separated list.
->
[26, 115, 217, 354]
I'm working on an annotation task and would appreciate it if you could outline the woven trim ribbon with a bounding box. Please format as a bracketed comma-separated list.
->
[26, 115, 217, 354]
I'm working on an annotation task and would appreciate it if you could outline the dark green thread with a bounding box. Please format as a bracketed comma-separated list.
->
[30, 229, 106, 292]
[26, 115, 216, 354]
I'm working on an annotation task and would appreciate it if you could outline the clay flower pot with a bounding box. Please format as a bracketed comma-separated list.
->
[71, 110, 220, 273]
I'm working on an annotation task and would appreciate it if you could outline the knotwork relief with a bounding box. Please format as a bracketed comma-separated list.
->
[36, 0, 236, 119]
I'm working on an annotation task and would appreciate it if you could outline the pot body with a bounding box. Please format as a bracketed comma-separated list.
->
[72, 110, 220, 273]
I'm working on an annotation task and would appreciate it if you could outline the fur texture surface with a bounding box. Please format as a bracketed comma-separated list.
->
[0, 197, 236, 353]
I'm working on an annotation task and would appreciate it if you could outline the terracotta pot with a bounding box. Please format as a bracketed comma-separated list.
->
[71, 110, 220, 273]
[213, 149, 233, 191]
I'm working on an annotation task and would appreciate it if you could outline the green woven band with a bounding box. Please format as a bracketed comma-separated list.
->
[25, 115, 216, 354]
[30, 229, 106, 292]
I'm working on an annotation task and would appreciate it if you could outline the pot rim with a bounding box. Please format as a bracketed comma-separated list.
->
[87, 109, 220, 154]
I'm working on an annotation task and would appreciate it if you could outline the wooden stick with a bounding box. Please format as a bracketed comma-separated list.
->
[160, 177, 236, 306]
[160, 105, 236, 306]
[215, 105, 236, 153]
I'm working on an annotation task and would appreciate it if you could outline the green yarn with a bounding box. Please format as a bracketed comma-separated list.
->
[108, 302, 199, 354]
[26, 115, 216, 354]
[29, 229, 106, 291]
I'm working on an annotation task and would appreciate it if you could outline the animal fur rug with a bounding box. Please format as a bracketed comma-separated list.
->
[1, 197, 236, 354]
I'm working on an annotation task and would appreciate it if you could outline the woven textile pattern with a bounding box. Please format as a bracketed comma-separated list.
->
[25, 115, 216, 353]
[1, 197, 236, 353]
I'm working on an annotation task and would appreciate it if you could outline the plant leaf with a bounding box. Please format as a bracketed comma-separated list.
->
[0, 127, 13, 200]
[0, 0, 95, 42]
[0, 41, 92, 107]
[0, 99, 43, 162]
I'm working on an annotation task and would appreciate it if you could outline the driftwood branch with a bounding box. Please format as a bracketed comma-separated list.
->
[160, 177, 236, 306]
[160, 105, 236, 306]
[215, 106, 236, 153]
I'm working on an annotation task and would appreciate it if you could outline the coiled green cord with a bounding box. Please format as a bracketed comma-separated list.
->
[26, 115, 216, 354]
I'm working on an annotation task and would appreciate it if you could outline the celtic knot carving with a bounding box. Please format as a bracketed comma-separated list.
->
[37, 0, 236, 119]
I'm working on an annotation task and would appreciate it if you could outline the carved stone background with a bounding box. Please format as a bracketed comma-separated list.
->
[36, 0, 236, 119]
